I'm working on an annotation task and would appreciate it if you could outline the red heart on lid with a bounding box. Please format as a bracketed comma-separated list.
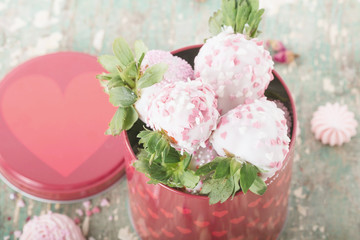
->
[1, 73, 114, 177]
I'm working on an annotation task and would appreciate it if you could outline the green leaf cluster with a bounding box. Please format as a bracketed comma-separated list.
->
[195, 157, 267, 204]
[133, 129, 200, 189]
[96, 37, 168, 135]
[209, 0, 265, 38]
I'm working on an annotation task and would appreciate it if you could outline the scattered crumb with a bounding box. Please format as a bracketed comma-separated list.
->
[16, 199, 25, 208]
[9, 193, 17, 200]
[108, 215, 113, 221]
[118, 226, 138, 240]
[89, 237, 96, 240]
[297, 205, 308, 216]
[100, 198, 110, 207]
[83, 200, 92, 209]
[92, 207, 101, 214]
[293, 187, 306, 199]
[76, 209, 84, 216]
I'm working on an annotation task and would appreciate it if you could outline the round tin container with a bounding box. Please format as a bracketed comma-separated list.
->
[0, 52, 126, 202]
[121, 45, 297, 240]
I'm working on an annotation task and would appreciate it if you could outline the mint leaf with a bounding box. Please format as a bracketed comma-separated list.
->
[137, 63, 168, 89]
[181, 171, 200, 189]
[134, 40, 148, 62]
[213, 159, 230, 179]
[249, 176, 267, 195]
[98, 55, 121, 73]
[106, 106, 138, 135]
[209, 10, 223, 36]
[240, 163, 258, 194]
[113, 37, 134, 69]
[109, 86, 137, 107]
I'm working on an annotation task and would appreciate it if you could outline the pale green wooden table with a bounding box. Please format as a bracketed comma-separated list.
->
[1, 0, 360, 239]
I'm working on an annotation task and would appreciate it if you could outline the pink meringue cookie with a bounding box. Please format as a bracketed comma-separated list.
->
[194, 27, 274, 115]
[20, 212, 85, 240]
[135, 50, 194, 122]
[311, 103, 358, 146]
[272, 99, 292, 137]
[210, 98, 290, 179]
[147, 79, 219, 154]
[189, 141, 218, 170]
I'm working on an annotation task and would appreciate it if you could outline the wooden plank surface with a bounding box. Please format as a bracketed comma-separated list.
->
[0, 0, 359, 239]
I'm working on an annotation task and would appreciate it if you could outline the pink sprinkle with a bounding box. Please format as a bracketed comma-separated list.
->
[281, 120, 287, 126]
[251, 74, 256, 82]
[235, 111, 242, 119]
[243, 88, 248, 95]
[182, 129, 190, 141]
[100, 198, 110, 207]
[232, 45, 239, 51]
[277, 137, 281, 145]
[195, 71, 200, 78]
[214, 49, 220, 55]
[192, 140, 200, 146]
[256, 41, 264, 46]
[86, 210, 93, 217]
[247, 114, 253, 119]
[252, 121, 261, 129]
[205, 55, 213, 67]
[218, 116, 229, 126]
[283, 149, 288, 156]
[83, 200, 91, 209]
[92, 207, 101, 214]
[257, 89, 265, 97]
[76, 209, 84, 216]
[276, 121, 281, 127]
[17, 199, 25, 208]
[220, 132, 227, 140]
[74, 217, 81, 224]
[253, 82, 260, 88]
[14, 231, 21, 238]
[233, 56, 241, 65]
[256, 107, 264, 112]
[245, 98, 254, 104]
[283, 141, 288, 145]
[255, 57, 261, 65]
[271, 139, 277, 146]
[246, 106, 251, 111]
[225, 38, 233, 47]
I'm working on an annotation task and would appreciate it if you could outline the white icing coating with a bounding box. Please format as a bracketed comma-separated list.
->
[194, 26, 274, 115]
[135, 50, 194, 122]
[189, 141, 218, 170]
[311, 102, 358, 146]
[210, 98, 290, 179]
[147, 79, 219, 154]
[20, 213, 85, 240]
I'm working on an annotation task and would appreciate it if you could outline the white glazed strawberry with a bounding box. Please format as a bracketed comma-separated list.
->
[147, 79, 219, 154]
[272, 99, 292, 137]
[210, 98, 290, 179]
[135, 50, 194, 122]
[194, 27, 274, 114]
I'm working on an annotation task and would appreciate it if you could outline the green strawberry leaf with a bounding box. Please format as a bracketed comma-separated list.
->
[213, 159, 231, 179]
[182, 153, 192, 170]
[209, 10, 223, 36]
[249, 176, 267, 195]
[181, 171, 200, 189]
[137, 63, 168, 89]
[106, 106, 138, 135]
[134, 40, 148, 62]
[221, 0, 237, 29]
[240, 163, 258, 194]
[113, 37, 134, 69]
[98, 55, 121, 73]
[109, 86, 137, 107]
[232, 169, 241, 198]
[96, 72, 114, 80]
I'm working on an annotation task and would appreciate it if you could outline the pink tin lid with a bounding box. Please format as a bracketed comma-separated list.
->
[0, 52, 126, 202]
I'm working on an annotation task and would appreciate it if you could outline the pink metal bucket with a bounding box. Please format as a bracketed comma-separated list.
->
[120, 45, 297, 240]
